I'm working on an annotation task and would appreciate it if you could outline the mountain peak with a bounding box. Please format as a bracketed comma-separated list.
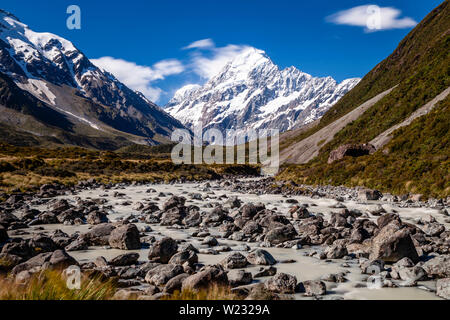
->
[0, 9, 185, 145]
[228, 47, 269, 67]
[167, 48, 360, 133]
[219, 47, 273, 77]
[0, 9, 20, 22]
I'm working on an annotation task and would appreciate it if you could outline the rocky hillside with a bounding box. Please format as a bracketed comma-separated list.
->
[166, 47, 359, 135]
[278, 1, 450, 198]
[0, 9, 185, 148]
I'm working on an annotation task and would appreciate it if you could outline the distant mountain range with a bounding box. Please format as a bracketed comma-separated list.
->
[0, 9, 361, 149]
[0, 9, 185, 149]
[166, 47, 359, 134]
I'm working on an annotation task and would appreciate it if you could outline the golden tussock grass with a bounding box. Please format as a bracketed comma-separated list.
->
[162, 284, 241, 301]
[0, 270, 116, 300]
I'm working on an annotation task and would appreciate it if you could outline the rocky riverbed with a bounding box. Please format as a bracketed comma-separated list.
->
[0, 178, 449, 300]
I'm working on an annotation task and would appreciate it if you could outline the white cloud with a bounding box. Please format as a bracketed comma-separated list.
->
[187, 42, 252, 79]
[91, 57, 184, 102]
[326, 5, 417, 31]
[91, 40, 254, 103]
[183, 38, 215, 50]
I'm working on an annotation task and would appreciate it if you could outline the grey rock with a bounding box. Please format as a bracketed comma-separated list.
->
[108, 224, 141, 250]
[168, 250, 198, 266]
[86, 211, 108, 225]
[82, 223, 115, 246]
[65, 238, 88, 252]
[303, 280, 327, 296]
[163, 273, 190, 294]
[228, 270, 253, 287]
[110, 253, 140, 266]
[254, 266, 277, 278]
[369, 223, 419, 263]
[182, 265, 228, 291]
[246, 249, 276, 265]
[220, 252, 248, 269]
[144, 264, 183, 286]
[423, 255, 450, 279]
[264, 224, 297, 245]
[148, 237, 178, 264]
[436, 278, 450, 300]
[201, 236, 218, 247]
[265, 273, 297, 294]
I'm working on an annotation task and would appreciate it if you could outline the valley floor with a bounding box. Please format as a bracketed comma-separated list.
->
[1, 178, 449, 300]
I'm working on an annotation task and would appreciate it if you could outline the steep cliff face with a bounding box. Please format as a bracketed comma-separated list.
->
[0, 9, 185, 145]
[277, 1, 450, 198]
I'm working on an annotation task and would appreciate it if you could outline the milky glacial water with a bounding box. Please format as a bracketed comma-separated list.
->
[18, 180, 446, 300]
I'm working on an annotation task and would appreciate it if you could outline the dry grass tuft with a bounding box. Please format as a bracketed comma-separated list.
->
[0, 270, 116, 300]
[162, 284, 241, 300]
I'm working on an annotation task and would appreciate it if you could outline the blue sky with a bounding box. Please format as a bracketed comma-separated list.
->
[2, 0, 443, 104]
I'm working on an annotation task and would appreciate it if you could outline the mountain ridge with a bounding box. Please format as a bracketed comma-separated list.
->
[166, 47, 359, 135]
[0, 9, 185, 147]
[278, 0, 450, 198]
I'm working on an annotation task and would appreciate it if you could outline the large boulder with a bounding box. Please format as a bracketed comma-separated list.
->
[168, 250, 198, 266]
[377, 213, 401, 229]
[325, 240, 348, 259]
[265, 273, 297, 294]
[241, 203, 257, 219]
[56, 208, 83, 224]
[302, 280, 327, 296]
[1, 241, 32, 259]
[291, 206, 311, 220]
[148, 237, 178, 264]
[182, 265, 228, 291]
[0, 253, 22, 272]
[0, 211, 19, 228]
[228, 270, 253, 287]
[436, 278, 450, 300]
[86, 211, 109, 225]
[11, 249, 77, 275]
[49, 249, 78, 268]
[358, 189, 383, 201]
[203, 206, 227, 224]
[51, 199, 71, 214]
[109, 253, 140, 266]
[163, 273, 190, 294]
[108, 224, 141, 250]
[398, 266, 427, 285]
[259, 214, 290, 230]
[145, 264, 183, 286]
[242, 221, 263, 235]
[422, 255, 450, 279]
[162, 196, 185, 211]
[28, 235, 59, 255]
[81, 223, 115, 246]
[160, 207, 186, 226]
[112, 288, 144, 300]
[328, 143, 376, 164]
[246, 249, 276, 265]
[264, 224, 297, 245]
[220, 252, 248, 269]
[369, 223, 419, 263]
[182, 211, 202, 227]
[422, 223, 445, 237]
[243, 283, 280, 300]
[65, 238, 88, 252]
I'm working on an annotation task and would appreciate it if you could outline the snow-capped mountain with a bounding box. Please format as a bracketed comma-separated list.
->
[166, 48, 360, 134]
[0, 9, 184, 145]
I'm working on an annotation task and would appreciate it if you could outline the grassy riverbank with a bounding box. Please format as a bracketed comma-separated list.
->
[0, 143, 260, 195]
